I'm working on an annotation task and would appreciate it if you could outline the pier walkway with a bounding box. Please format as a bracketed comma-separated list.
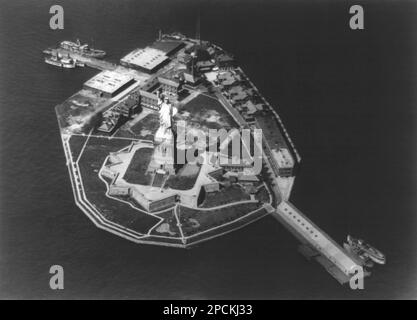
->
[272, 201, 362, 284]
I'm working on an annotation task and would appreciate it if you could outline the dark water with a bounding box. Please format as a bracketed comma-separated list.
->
[1, 0, 416, 299]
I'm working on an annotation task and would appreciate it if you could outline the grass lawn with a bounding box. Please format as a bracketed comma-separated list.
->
[131, 112, 160, 138]
[165, 164, 201, 190]
[178, 202, 260, 236]
[68, 134, 88, 162]
[55, 91, 109, 133]
[114, 112, 160, 140]
[150, 209, 181, 238]
[185, 206, 268, 244]
[254, 185, 271, 204]
[175, 94, 237, 131]
[199, 185, 251, 208]
[123, 147, 153, 185]
[77, 136, 160, 234]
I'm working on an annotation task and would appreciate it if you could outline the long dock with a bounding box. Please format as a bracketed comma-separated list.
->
[45, 48, 117, 71]
[272, 201, 364, 284]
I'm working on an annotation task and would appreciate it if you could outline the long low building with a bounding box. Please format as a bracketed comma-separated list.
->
[120, 47, 169, 73]
[83, 70, 136, 98]
[272, 148, 295, 177]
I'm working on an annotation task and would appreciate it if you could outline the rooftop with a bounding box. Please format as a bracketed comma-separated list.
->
[256, 112, 289, 150]
[218, 71, 238, 86]
[216, 53, 234, 63]
[230, 86, 248, 102]
[120, 47, 169, 71]
[244, 100, 259, 115]
[84, 70, 135, 95]
[272, 148, 294, 168]
[139, 90, 159, 100]
[158, 76, 180, 88]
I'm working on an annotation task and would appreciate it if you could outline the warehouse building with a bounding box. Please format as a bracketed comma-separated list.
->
[120, 47, 169, 73]
[83, 70, 136, 98]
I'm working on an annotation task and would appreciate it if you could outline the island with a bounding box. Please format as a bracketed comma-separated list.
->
[48, 32, 378, 285]
[51, 32, 299, 248]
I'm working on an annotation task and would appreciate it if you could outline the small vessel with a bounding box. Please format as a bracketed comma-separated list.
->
[44, 55, 62, 67]
[60, 39, 106, 58]
[344, 235, 386, 265]
[44, 53, 84, 69]
[60, 56, 76, 69]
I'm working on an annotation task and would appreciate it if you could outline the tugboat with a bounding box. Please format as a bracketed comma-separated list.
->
[59, 39, 106, 58]
[344, 235, 386, 265]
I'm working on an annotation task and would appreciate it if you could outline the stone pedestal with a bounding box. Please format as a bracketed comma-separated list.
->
[148, 129, 176, 175]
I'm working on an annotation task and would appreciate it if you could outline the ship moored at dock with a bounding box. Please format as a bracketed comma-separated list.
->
[344, 235, 386, 265]
[44, 54, 84, 69]
[60, 39, 106, 58]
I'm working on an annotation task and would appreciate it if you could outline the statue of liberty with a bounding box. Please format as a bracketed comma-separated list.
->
[150, 97, 178, 175]
[155, 98, 177, 143]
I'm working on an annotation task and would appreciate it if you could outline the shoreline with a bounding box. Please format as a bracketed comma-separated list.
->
[54, 34, 299, 247]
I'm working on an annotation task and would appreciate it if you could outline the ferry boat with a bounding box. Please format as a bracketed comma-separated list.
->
[60, 39, 106, 58]
[344, 235, 386, 265]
